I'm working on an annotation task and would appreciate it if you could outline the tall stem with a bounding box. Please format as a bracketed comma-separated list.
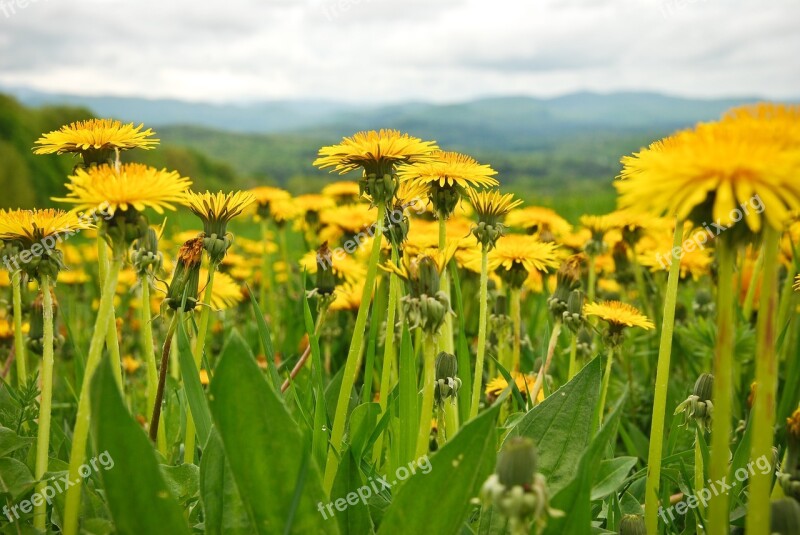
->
[530, 321, 562, 405]
[140, 280, 158, 422]
[438, 216, 454, 353]
[260, 219, 279, 334]
[416, 333, 437, 458]
[323, 203, 386, 493]
[745, 226, 781, 534]
[469, 247, 490, 419]
[63, 256, 122, 535]
[149, 315, 179, 444]
[742, 245, 765, 321]
[645, 219, 683, 533]
[11, 271, 27, 388]
[695, 429, 706, 523]
[510, 287, 521, 372]
[567, 334, 578, 380]
[374, 247, 401, 463]
[587, 254, 597, 303]
[708, 242, 736, 535]
[597, 346, 615, 429]
[97, 236, 123, 390]
[33, 276, 54, 530]
[184, 267, 217, 464]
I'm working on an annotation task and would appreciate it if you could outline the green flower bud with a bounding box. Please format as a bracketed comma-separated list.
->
[497, 437, 538, 488]
[619, 514, 646, 535]
[203, 232, 233, 265]
[165, 237, 204, 312]
[434, 351, 462, 406]
[430, 186, 461, 219]
[416, 256, 441, 296]
[770, 499, 800, 535]
[562, 290, 585, 332]
[314, 243, 337, 296]
[693, 373, 714, 403]
[132, 227, 162, 275]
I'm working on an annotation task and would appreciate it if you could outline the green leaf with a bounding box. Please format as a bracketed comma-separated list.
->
[397, 325, 418, 467]
[177, 318, 213, 449]
[0, 457, 35, 499]
[200, 429, 254, 535]
[506, 356, 601, 492]
[542, 392, 628, 535]
[160, 463, 200, 503]
[0, 426, 33, 457]
[590, 457, 637, 501]
[90, 357, 191, 535]
[331, 449, 375, 535]
[449, 262, 473, 422]
[246, 282, 282, 390]
[377, 403, 499, 535]
[348, 403, 381, 462]
[208, 331, 336, 535]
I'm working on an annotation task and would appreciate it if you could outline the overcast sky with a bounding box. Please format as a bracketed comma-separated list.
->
[0, 0, 797, 104]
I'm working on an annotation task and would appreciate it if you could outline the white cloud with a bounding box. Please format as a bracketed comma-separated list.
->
[0, 0, 797, 103]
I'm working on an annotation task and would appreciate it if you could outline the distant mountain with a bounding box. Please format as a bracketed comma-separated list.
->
[2, 86, 766, 140]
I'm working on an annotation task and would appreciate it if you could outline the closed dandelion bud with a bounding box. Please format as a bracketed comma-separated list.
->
[103, 208, 148, 250]
[132, 227, 162, 275]
[770, 499, 800, 535]
[619, 514, 646, 535]
[430, 186, 461, 219]
[314, 243, 337, 296]
[548, 255, 583, 318]
[434, 351, 461, 406]
[562, 290, 585, 332]
[416, 256, 441, 296]
[165, 237, 204, 312]
[203, 232, 232, 265]
[674, 373, 714, 432]
[497, 437, 538, 488]
[693, 289, 715, 318]
[576, 327, 594, 359]
[500, 263, 529, 289]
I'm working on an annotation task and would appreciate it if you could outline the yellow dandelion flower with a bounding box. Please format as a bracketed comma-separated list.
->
[33, 118, 158, 157]
[0, 208, 93, 246]
[505, 206, 572, 239]
[55, 163, 192, 216]
[484, 372, 545, 403]
[399, 151, 498, 190]
[488, 235, 560, 286]
[583, 300, 655, 330]
[0, 317, 14, 339]
[184, 190, 256, 233]
[58, 269, 90, 285]
[329, 282, 369, 312]
[199, 270, 243, 310]
[322, 181, 364, 202]
[467, 189, 523, 221]
[314, 129, 438, 175]
[122, 355, 142, 374]
[617, 112, 800, 235]
[787, 408, 800, 438]
[300, 248, 366, 284]
[250, 186, 291, 207]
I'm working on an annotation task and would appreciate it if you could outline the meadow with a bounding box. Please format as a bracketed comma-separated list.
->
[0, 108, 798, 535]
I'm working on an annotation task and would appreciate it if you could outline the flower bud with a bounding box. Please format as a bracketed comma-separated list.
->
[497, 437, 538, 488]
[314, 242, 337, 296]
[619, 514, 646, 535]
[165, 237, 204, 312]
[770, 499, 800, 535]
[132, 227, 162, 275]
[434, 351, 462, 406]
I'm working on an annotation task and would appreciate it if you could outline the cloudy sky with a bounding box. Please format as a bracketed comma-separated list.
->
[0, 0, 797, 104]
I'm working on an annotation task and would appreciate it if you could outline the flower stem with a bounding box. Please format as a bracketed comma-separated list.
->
[587, 254, 597, 303]
[644, 218, 683, 534]
[149, 315, 179, 444]
[323, 203, 386, 494]
[416, 333, 436, 458]
[469, 246, 490, 420]
[597, 346, 615, 430]
[11, 271, 27, 388]
[140, 279, 158, 425]
[438, 216, 454, 353]
[260, 219, 279, 334]
[374, 247, 401, 463]
[742, 245, 765, 322]
[97, 236, 123, 391]
[184, 267, 217, 464]
[567, 334, 578, 380]
[33, 275, 54, 530]
[745, 226, 781, 534]
[708, 241, 736, 535]
[62, 255, 122, 535]
[510, 287, 521, 372]
[695, 429, 706, 522]
[530, 321, 562, 405]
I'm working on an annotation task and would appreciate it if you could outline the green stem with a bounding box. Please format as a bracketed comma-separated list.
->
[597, 346, 615, 430]
[645, 218, 683, 534]
[438, 216, 454, 353]
[708, 241, 736, 535]
[11, 271, 27, 388]
[745, 226, 781, 535]
[33, 275, 54, 530]
[184, 267, 217, 464]
[742, 245, 765, 322]
[567, 334, 578, 380]
[149, 315, 179, 445]
[587, 254, 597, 303]
[530, 321, 562, 405]
[140, 280, 158, 421]
[323, 203, 386, 493]
[97, 236, 123, 391]
[510, 287, 521, 372]
[63, 256, 122, 535]
[374, 247, 401, 464]
[696, 429, 706, 522]
[442, 401, 458, 444]
[416, 333, 436, 458]
[469, 247, 490, 420]
[260, 219, 279, 334]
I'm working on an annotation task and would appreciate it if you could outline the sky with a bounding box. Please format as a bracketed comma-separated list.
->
[0, 0, 798, 104]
